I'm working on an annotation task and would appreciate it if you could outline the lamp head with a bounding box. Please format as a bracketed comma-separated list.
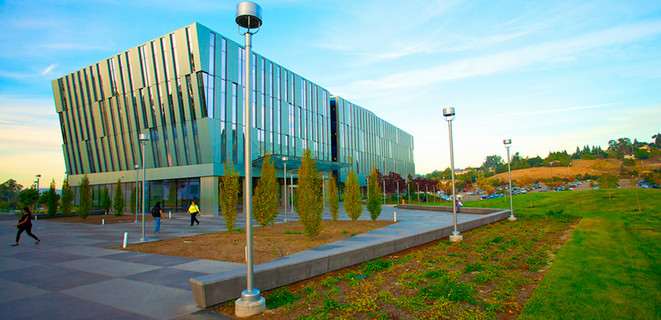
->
[36, 174, 41, 178]
[135, 165, 140, 169]
[139, 133, 150, 142]
[504, 139, 512, 147]
[236, 2, 262, 29]
[443, 107, 455, 121]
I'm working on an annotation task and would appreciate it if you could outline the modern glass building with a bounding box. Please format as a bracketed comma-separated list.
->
[52, 23, 414, 213]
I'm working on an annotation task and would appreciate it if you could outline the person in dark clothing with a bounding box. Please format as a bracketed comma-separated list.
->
[12, 207, 40, 246]
[152, 202, 163, 234]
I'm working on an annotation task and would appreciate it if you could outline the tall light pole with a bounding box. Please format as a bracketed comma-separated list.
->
[235, 2, 266, 317]
[34, 174, 41, 212]
[444, 107, 462, 242]
[382, 180, 386, 204]
[504, 139, 517, 221]
[134, 164, 140, 223]
[282, 157, 287, 222]
[396, 180, 400, 205]
[139, 133, 150, 241]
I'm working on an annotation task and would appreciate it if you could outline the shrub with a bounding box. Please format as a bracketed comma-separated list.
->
[366, 166, 382, 220]
[101, 186, 111, 215]
[419, 275, 475, 303]
[361, 258, 392, 276]
[46, 179, 59, 218]
[220, 160, 239, 231]
[113, 179, 125, 216]
[266, 287, 299, 309]
[78, 175, 92, 219]
[344, 170, 363, 221]
[295, 148, 324, 238]
[60, 178, 73, 217]
[253, 153, 279, 226]
[327, 173, 339, 221]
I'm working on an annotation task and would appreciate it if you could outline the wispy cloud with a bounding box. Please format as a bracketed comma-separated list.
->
[333, 20, 661, 99]
[509, 103, 615, 116]
[41, 64, 57, 75]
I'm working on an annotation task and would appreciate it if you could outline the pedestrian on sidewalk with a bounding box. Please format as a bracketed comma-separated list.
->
[188, 200, 200, 226]
[12, 207, 40, 246]
[152, 202, 164, 234]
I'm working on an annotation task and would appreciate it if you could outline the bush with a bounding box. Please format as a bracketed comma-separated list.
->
[61, 178, 73, 217]
[253, 154, 279, 226]
[295, 149, 324, 238]
[366, 166, 382, 221]
[328, 173, 339, 221]
[78, 175, 92, 219]
[344, 170, 363, 221]
[266, 287, 299, 309]
[419, 275, 475, 303]
[220, 160, 239, 231]
[113, 179, 125, 216]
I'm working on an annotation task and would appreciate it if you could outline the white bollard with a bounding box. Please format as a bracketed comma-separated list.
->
[35, 215, 38, 220]
[394, 211, 397, 222]
[169, 211, 171, 219]
[123, 232, 128, 248]
[102, 219, 105, 225]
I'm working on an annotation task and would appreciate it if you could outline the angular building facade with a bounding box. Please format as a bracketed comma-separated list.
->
[52, 23, 414, 213]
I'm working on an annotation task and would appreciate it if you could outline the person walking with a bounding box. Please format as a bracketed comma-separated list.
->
[12, 207, 40, 246]
[188, 201, 200, 226]
[152, 201, 163, 234]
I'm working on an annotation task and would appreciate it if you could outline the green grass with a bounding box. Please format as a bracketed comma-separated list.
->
[461, 188, 661, 320]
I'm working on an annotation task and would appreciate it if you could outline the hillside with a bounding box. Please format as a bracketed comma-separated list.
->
[491, 159, 661, 182]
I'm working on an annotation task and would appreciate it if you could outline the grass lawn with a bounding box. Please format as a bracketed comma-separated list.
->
[469, 188, 661, 319]
[215, 188, 660, 319]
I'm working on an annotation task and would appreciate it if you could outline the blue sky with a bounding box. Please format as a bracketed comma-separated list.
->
[1, 0, 660, 188]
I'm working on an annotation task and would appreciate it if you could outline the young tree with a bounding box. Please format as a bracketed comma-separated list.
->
[61, 178, 74, 217]
[295, 148, 324, 238]
[220, 160, 240, 231]
[46, 179, 60, 218]
[367, 166, 382, 221]
[327, 173, 339, 221]
[113, 179, 125, 216]
[79, 175, 92, 219]
[591, 160, 620, 199]
[0, 179, 23, 208]
[517, 175, 537, 208]
[101, 186, 111, 215]
[130, 186, 137, 215]
[344, 170, 363, 221]
[17, 187, 39, 209]
[253, 154, 279, 226]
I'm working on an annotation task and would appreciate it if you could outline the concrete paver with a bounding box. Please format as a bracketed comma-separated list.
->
[0, 205, 506, 319]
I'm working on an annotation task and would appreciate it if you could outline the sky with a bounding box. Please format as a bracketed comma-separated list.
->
[1, 0, 660, 189]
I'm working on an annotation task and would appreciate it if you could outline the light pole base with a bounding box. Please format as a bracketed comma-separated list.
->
[235, 289, 266, 317]
[508, 215, 517, 221]
[140, 237, 148, 242]
[449, 232, 463, 242]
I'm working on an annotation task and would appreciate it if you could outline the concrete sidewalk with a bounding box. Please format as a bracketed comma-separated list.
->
[0, 205, 507, 319]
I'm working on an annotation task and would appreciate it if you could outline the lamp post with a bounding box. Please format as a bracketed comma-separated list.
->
[235, 2, 266, 317]
[139, 133, 150, 241]
[282, 157, 287, 222]
[504, 139, 517, 221]
[34, 174, 41, 213]
[444, 107, 462, 242]
[396, 180, 400, 205]
[134, 165, 140, 223]
[382, 180, 386, 204]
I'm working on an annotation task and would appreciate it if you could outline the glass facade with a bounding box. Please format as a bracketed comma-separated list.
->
[53, 22, 414, 212]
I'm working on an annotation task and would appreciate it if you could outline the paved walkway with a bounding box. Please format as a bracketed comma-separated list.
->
[0, 205, 499, 319]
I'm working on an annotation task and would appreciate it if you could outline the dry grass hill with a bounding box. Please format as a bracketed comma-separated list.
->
[491, 159, 661, 182]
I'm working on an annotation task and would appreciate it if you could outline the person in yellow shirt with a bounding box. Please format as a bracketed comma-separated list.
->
[188, 201, 200, 226]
